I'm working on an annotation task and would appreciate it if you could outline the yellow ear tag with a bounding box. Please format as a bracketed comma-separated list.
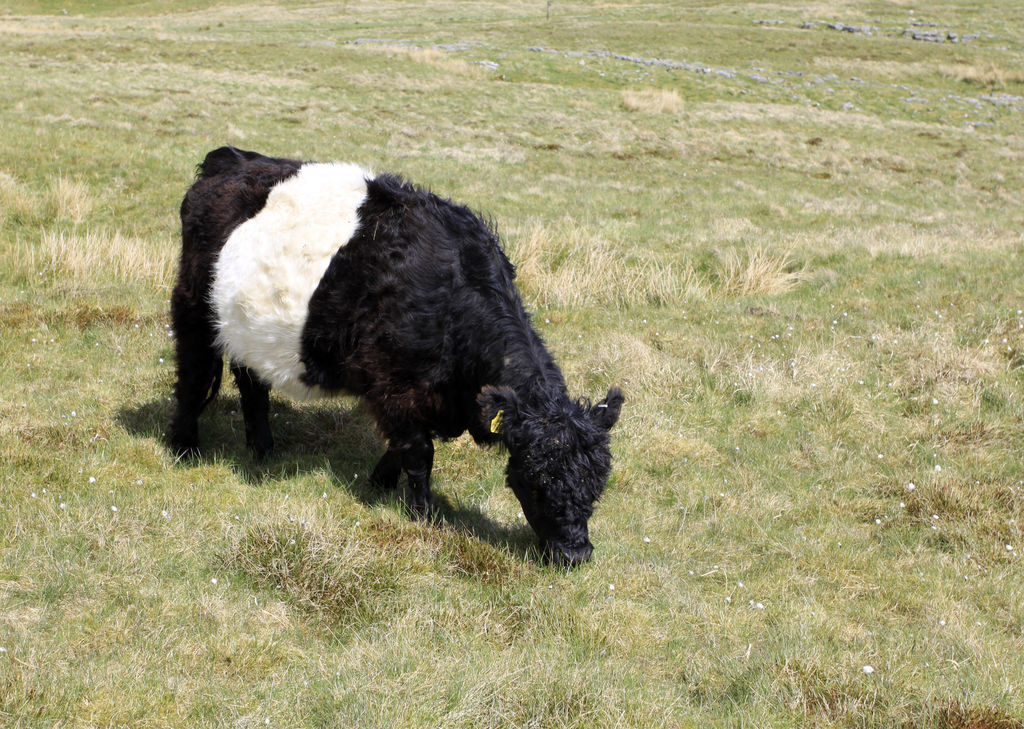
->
[490, 410, 505, 434]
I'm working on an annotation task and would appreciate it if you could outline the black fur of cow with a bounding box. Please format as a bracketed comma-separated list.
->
[170, 146, 623, 566]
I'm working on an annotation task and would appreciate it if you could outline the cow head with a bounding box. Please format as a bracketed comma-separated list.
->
[479, 385, 624, 566]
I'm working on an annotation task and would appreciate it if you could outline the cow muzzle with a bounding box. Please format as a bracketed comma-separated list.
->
[544, 540, 594, 567]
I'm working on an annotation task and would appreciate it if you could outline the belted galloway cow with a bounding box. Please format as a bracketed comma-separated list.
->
[170, 146, 623, 565]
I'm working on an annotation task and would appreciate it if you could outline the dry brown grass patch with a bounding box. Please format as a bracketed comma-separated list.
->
[54, 176, 92, 225]
[571, 330, 690, 403]
[508, 218, 704, 309]
[621, 88, 683, 114]
[10, 229, 176, 287]
[355, 44, 490, 79]
[1, 173, 92, 227]
[0, 171, 39, 226]
[940, 63, 1024, 89]
[715, 245, 805, 297]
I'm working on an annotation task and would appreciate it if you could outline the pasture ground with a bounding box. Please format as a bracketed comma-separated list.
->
[1, 1, 1023, 726]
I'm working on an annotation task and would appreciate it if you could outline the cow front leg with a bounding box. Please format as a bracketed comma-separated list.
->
[230, 362, 274, 460]
[370, 444, 402, 492]
[399, 432, 435, 521]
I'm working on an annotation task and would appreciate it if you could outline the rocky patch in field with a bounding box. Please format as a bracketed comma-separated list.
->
[756, 17, 988, 44]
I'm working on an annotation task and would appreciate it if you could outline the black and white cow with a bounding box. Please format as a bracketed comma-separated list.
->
[170, 146, 623, 566]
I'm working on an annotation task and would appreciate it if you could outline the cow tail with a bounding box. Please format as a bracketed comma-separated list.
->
[200, 359, 223, 411]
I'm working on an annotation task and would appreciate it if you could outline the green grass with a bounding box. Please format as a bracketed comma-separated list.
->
[2, 1, 1023, 726]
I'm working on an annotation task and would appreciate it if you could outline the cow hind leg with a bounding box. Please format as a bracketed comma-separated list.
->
[230, 362, 274, 460]
[169, 326, 222, 459]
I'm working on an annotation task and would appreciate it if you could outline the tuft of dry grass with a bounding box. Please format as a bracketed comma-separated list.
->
[507, 222, 804, 308]
[0, 171, 42, 227]
[715, 245, 805, 297]
[54, 176, 92, 225]
[508, 218, 704, 309]
[940, 63, 1024, 89]
[621, 88, 683, 114]
[575, 330, 688, 398]
[409, 47, 490, 77]
[9, 229, 177, 287]
[356, 44, 490, 79]
[1, 172, 92, 229]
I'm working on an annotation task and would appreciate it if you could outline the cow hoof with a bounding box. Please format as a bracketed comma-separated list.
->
[173, 444, 200, 461]
[405, 494, 438, 523]
[370, 462, 400, 491]
[248, 436, 274, 463]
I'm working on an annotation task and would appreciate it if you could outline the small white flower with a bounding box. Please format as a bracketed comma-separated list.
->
[1007, 545, 1015, 552]
[934, 464, 942, 472]
[642, 537, 651, 543]
[211, 578, 218, 585]
[863, 665, 874, 674]
[89, 476, 97, 484]
[608, 584, 615, 591]
[907, 483, 916, 491]
[110, 506, 117, 512]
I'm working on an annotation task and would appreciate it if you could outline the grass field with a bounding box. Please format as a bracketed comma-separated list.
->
[2, 1, 1023, 726]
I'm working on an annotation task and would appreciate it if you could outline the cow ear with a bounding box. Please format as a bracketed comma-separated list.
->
[590, 387, 624, 431]
[478, 385, 520, 437]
